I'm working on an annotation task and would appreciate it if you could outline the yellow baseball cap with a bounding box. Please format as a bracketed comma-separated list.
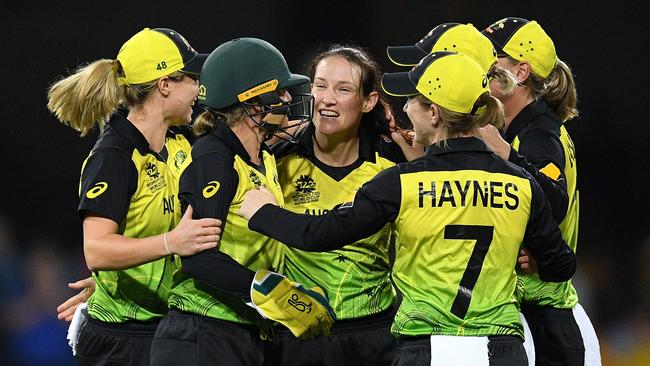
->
[387, 23, 497, 73]
[381, 51, 489, 114]
[482, 17, 556, 78]
[116, 28, 207, 85]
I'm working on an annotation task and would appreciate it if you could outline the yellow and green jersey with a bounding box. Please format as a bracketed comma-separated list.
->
[168, 123, 284, 324]
[505, 99, 579, 309]
[78, 114, 192, 323]
[273, 123, 405, 319]
[248, 137, 576, 339]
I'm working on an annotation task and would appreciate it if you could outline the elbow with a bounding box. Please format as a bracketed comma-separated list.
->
[538, 253, 577, 282]
[180, 255, 201, 278]
[551, 198, 569, 224]
[83, 239, 102, 271]
[83, 237, 121, 271]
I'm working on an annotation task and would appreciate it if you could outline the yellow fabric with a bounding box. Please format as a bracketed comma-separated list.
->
[539, 162, 561, 181]
[117, 28, 185, 85]
[427, 23, 497, 73]
[169, 150, 286, 323]
[250, 269, 335, 339]
[502, 21, 556, 78]
[415, 53, 489, 114]
[392, 169, 532, 337]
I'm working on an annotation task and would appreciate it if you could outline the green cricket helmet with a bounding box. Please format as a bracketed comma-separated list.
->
[198, 37, 313, 141]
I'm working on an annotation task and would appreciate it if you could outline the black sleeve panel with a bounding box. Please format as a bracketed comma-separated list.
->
[178, 151, 237, 222]
[509, 128, 568, 223]
[78, 148, 137, 224]
[377, 138, 408, 164]
[178, 151, 253, 295]
[181, 249, 255, 299]
[249, 167, 401, 251]
[522, 178, 576, 282]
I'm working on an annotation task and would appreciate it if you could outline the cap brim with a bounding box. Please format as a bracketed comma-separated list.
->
[381, 72, 418, 97]
[280, 73, 310, 89]
[386, 45, 428, 66]
[182, 53, 208, 75]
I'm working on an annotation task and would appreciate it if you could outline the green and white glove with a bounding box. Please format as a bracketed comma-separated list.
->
[250, 269, 336, 339]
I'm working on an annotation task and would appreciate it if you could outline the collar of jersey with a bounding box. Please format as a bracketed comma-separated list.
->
[210, 121, 271, 165]
[294, 122, 379, 163]
[109, 112, 152, 156]
[425, 137, 492, 156]
[504, 99, 559, 143]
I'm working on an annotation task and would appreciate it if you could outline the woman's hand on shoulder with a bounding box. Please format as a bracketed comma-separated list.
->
[167, 205, 221, 256]
[238, 186, 278, 220]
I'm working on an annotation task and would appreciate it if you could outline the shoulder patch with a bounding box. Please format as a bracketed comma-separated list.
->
[539, 162, 561, 181]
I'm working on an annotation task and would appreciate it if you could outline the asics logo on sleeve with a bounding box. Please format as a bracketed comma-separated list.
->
[202, 181, 220, 198]
[86, 182, 108, 199]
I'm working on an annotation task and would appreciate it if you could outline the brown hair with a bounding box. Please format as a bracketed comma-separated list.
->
[310, 44, 392, 135]
[415, 92, 504, 143]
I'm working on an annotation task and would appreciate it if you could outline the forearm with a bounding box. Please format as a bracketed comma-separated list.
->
[533, 240, 576, 282]
[84, 232, 168, 271]
[249, 201, 386, 252]
[182, 250, 255, 299]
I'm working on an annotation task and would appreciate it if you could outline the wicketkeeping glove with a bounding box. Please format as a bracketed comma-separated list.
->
[249, 269, 336, 339]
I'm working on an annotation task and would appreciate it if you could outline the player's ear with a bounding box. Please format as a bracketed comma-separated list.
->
[430, 103, 440, 128]
[514, 61, 532, 84]
[157, 76, 172, 97]
[362, 91, 379, 113]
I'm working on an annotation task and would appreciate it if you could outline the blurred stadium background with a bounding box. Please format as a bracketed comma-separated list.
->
[1, 1, 647, 365]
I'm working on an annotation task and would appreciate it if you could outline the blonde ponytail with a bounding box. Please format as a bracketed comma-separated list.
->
[542, 58, 579, 122]
[192, 105, 247, 136]
[47, 59, 121, 136]
[474, 93, 505, 129]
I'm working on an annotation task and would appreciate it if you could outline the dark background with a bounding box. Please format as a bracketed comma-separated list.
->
[1, 1, 648, 365]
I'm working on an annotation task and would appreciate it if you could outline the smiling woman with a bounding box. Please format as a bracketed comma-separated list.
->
[45, 27, 222, 366]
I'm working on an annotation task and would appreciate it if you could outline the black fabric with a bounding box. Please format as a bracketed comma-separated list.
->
[487, 336, 528, 366]
[504, 99, 569, 223]
[265, 307, 397, 366]
[481, 17, 530, 57]
[391, 337, 431, 366]
[150, 309, 267, 366]
[75, 317, 159, 366]
[521, 305, 585, 366]
[77, 147, 137, 225]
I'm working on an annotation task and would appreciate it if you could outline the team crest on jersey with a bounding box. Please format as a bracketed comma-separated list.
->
[292, 174, 320, 204]
[174, 150, 187, 171]
[249, 170, 263, 188]
[145, 161, 167, 192]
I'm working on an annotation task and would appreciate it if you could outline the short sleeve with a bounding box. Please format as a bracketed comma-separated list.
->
[78, 148, 137, 224]
[178, 152, 238, 221]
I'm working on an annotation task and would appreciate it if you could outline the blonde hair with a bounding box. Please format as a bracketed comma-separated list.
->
[541, 59, 579, 122]
[47, 59, 184, 136]
[506, 56, 579, 122]
[193, 105, 247, 136]
[416, 92, 504, 144]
